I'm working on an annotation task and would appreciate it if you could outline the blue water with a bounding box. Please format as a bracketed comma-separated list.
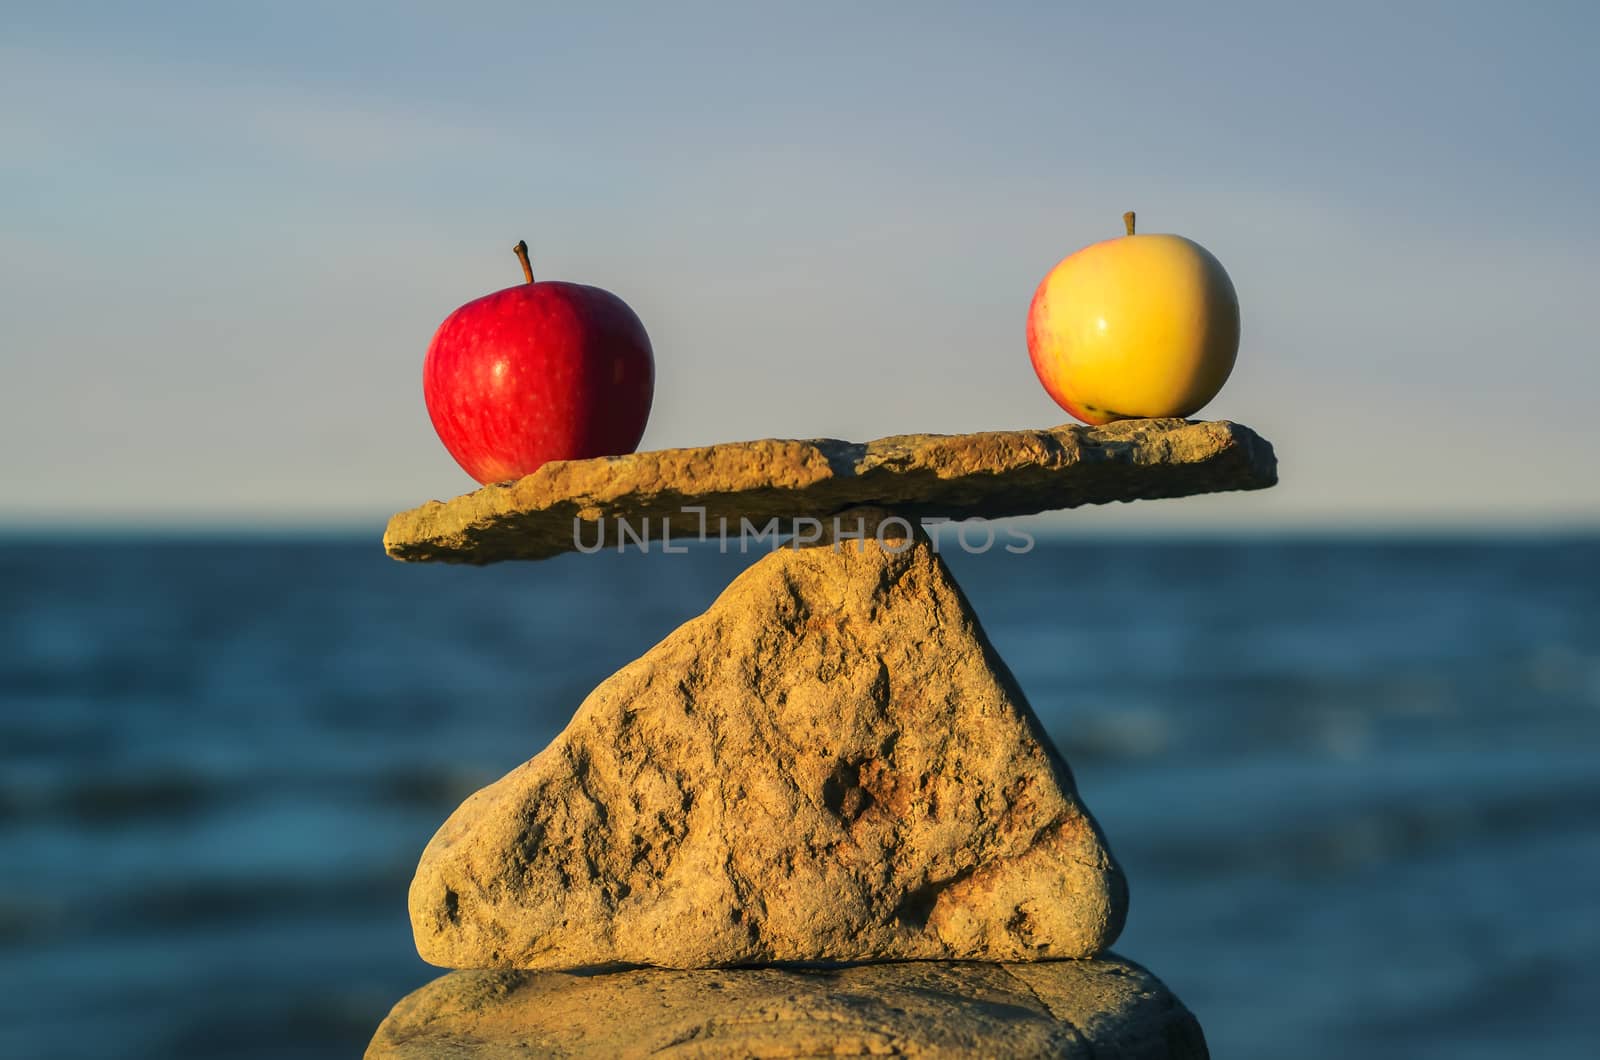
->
[2, 535, 1597, 1058]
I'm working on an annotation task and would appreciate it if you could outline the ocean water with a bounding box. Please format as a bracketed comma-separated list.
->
[1, 534, 1597, 1058]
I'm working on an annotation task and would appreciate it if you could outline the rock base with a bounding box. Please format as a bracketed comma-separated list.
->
[365, 956, 1207, 1059]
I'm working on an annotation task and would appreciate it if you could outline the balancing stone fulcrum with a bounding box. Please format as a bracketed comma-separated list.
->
[366, 417, 1276, 1059]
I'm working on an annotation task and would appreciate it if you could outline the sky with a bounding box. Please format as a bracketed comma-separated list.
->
[2, 1, 1597, 531]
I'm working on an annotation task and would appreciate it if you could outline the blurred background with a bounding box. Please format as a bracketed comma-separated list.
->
[2, 2, 1597, 1058]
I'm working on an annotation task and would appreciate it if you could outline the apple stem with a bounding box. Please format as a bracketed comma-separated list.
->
[1123, 211, 1136, 236]
[513, 240, 535, 284]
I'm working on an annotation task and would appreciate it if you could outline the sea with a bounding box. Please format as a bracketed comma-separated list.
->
[1, 533, 1597, 1058]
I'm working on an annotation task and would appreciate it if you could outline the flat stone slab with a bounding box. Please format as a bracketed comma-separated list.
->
[365, 957, 1208, 1059]
[384, 418, 1275, 564]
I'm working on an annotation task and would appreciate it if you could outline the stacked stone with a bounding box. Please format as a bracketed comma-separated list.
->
[366, 419, 1276, 1059]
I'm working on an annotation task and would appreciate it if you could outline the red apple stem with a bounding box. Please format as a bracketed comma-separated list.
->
[1123, 211, 1136, 236]
[513, 240, 535, 284]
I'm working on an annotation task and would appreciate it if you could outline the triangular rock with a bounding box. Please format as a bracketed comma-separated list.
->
[410, 515, 1127, 969]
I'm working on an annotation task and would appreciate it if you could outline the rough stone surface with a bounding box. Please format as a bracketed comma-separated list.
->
[365, 957, 1208, 1059]
[410, 517, 1126, 970]
[385, 418, 1276, 564]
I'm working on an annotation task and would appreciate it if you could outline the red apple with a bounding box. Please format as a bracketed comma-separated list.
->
[423, 241, 654, 484]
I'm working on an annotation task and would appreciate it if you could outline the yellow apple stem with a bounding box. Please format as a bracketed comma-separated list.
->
[1123, 211, 1136, 236]
[513, 240, 535, 284]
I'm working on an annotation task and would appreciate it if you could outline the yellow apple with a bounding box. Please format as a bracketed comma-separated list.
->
[1026, 212, 1239, 425]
